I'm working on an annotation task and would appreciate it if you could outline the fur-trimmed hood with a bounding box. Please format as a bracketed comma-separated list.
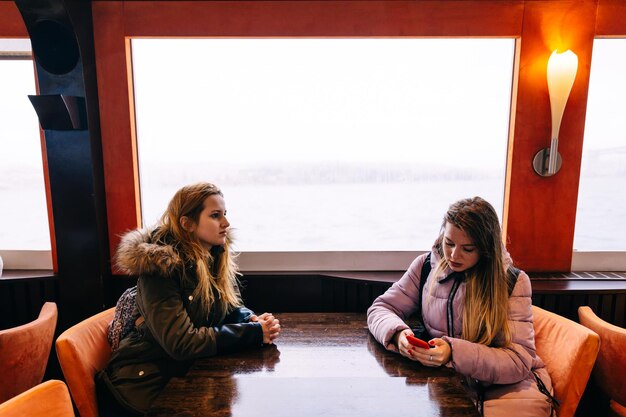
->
[115, 228, 233, 277]
[115, 228, 183, 276]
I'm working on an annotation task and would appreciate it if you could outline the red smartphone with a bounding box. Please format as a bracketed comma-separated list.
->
[406, 334, 433, 349]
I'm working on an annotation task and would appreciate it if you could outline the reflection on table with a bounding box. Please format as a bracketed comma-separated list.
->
[147, 313, 479, 417]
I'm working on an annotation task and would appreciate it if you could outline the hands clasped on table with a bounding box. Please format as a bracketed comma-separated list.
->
[250, 312, 281, 344]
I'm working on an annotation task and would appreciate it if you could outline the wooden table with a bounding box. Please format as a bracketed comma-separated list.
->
[147, 313, 479, 417]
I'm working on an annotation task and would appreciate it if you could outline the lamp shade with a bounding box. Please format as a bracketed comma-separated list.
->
[547, 50, 578, 140]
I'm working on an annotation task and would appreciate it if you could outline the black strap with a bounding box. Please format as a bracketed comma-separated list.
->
[506, 266, 520, 296]
[476, 381, 486, 416]
[533, 370, 559, 417]
[416, 253, 432, 325]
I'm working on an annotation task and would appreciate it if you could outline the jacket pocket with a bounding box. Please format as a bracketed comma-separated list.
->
[107, 362, 169, 412]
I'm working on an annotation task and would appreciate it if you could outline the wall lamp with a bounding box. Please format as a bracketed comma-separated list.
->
[533, 49, 578, 177]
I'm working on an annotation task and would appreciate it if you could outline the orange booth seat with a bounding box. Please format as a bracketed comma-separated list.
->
[0, 379, 74, 417]
[578, 306, 626, 417]
[532, 305, 600, 417]
[0, 302, 58, 403]
[56, 308, 115, 417]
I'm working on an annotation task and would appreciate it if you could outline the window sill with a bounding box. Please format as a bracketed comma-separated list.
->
[0, 270, 56, 281]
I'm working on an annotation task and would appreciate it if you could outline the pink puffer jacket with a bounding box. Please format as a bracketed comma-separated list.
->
[367, 251, 553, 417]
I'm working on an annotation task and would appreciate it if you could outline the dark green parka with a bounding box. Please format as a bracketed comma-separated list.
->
[97, 229, 263, 414]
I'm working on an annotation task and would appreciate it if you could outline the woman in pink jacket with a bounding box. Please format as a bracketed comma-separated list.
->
[367, 197, 555, 417]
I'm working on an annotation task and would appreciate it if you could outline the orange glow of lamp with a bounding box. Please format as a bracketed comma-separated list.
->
[533, 49, 578, 177]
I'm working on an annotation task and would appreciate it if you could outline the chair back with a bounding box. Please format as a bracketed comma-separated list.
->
[0, 380, 75, 417]
[610, 401, 626, 417]
[532, 305, 600, 417]
[56, 308, 114, 417]
[578, 306, 626, 413]
[0, 302, 58, 403]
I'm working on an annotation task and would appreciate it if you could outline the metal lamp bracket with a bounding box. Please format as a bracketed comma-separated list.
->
[533, 148, 562, 177]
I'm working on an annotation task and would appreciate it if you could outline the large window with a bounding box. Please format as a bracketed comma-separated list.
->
[0, 39, 51, 268]
[132, 39, 514, 254]
[575, 39, 626, 253]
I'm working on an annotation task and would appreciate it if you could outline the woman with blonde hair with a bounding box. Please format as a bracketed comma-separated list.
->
[367, 197, 555, 417]
[97, 182, 280, 416]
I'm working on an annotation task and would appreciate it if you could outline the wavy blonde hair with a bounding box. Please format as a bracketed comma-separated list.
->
[431, 197, 512, 347]
[153, 182, 242, 320]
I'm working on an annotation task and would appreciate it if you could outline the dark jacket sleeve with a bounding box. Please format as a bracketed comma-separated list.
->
[223, 307, 255, 324]
[136, 274, 263, 361]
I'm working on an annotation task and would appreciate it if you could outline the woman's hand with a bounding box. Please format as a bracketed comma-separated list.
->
[394, 331, 451, 367]
[410, 338, 451, 367]
[250, 313, 281, 344]
[393, 329, 416, 359]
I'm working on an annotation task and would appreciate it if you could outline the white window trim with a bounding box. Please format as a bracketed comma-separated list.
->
[238, 250, 626, 272]
[571, 251, 626, 272]
[0, 250, 53, 270]
[237, 251, 425, 272]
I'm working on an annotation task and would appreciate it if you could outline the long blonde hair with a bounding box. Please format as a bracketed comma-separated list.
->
[432, 197, 512, 347]
[153, 182, 242, 319]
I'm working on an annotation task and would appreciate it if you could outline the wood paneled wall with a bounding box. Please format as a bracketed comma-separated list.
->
[0, 275, 59, 330]
[2, 273, 623, 330]
[0, 2, 28, 36]
[239, 274, 626, 327]
[0, 1, 58, 271]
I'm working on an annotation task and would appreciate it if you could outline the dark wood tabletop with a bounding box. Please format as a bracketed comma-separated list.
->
[147, 313, 480, 417]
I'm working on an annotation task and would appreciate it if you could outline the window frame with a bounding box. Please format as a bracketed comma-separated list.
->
[0, 2, 621, 272]
[572, 37, 626, 259]
[131, 37, 515, 261]
[0, 38, 53, 270]
[91, 1, 614, 272]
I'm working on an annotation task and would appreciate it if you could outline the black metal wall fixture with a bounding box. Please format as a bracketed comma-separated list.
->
[14, 0, 110, 327]
[28, 94, 87, 130]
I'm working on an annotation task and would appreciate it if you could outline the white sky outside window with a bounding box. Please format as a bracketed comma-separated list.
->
[132, 38, 514, 252]
[575, 39, 626, 251]
[0, 39, 51, 251]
